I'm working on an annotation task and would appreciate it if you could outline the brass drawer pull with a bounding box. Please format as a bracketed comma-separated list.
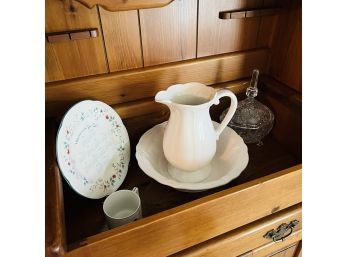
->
[263, 220, 299, 242]
[219, 7, 279, 20]
[46, 28, 98, 43]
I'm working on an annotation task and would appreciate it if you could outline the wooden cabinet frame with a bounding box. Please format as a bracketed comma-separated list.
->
[45, 1, 302, 256]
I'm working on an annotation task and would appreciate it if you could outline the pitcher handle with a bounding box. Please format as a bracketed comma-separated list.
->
[213, 89, 238, 140]
[132, 187, 139, 195]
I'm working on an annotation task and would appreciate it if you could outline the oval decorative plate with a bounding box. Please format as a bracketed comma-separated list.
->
[56, 100, 130, 199]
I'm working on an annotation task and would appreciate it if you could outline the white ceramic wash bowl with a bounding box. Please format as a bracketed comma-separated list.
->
[135, 121, 249, 192]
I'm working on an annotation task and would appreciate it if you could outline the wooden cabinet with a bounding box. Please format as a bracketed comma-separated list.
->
[45, 0, 302, 256]
[45, 72, 302, 255]
[46, 120, 302, 256]
[45, 0, 108, 82]
[45, 0, 285, 83]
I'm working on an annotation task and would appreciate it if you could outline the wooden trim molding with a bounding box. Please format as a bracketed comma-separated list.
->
[172, 204, 302, 257]
[46, 120, 67, 257]
[46, 48, 269, 117]
[74, 0, 174, 11]
[113, 79, 250, 119]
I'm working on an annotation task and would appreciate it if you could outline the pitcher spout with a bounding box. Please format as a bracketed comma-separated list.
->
[155, 90, 172, 105]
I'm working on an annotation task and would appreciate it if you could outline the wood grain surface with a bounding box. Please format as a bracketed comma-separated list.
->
[45, 120, 67, 257]
[252, 235, 301, 257]
[260, 76, 302, 160]
[197, 0, 264, 58]
[294, 241, 302, 257]
[45, 0, 108, 82]
[257, 0, 279, 48]
[277, 244, 299, 257]
[99, 8, 143, 72]
[65, 165, 301, 256]
[74, 0, 174, 11]
[46, 81, 302, 256]
[172, 204, 302, 257]
[46, 48, 269, 117]
[269, 0, 302, 92]
[113, 79, 249, 119]
[45, 2, 302, 256]
[139, 0, 197, 66]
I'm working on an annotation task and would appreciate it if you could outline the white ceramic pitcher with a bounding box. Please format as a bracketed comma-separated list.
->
[155, 82, 238, 183]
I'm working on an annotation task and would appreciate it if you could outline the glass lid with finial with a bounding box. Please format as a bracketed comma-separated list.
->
[220, 69, 274, 146]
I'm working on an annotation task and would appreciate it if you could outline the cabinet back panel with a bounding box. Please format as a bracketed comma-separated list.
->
[269, 0, 301, 92]
[139, 0, 197, 66]
[99, 8, 143, 72]
[257, 0, 279, 47]
[46, 48, 269, 117]
[197, 0, 264, 58]
[45, 0, 108, 82]
[45, 0, 281, 83]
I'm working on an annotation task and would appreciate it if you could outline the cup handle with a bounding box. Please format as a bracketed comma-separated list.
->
[213, 89, 238, 140]
[132, 187, 139, 195]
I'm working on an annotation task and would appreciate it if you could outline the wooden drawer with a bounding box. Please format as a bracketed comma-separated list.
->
[171, 204, 302, 257]
[250, 239, 301, 257]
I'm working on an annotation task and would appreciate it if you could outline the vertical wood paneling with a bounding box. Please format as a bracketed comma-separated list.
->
[139, 0, 197, 66]
[269, 0, 301, 92]
[197, 0, 263, 58]
[257, 0, 279, 47]
[261, 77, 302, 159]
[45, 0, 108, 82]
[99, 8, 143, 72]
[45, 48, 270, 117]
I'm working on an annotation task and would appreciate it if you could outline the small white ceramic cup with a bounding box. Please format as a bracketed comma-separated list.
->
[103, 187, 142, 229]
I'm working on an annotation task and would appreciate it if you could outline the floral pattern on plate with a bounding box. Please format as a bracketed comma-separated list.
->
[56, 100, 130, 199]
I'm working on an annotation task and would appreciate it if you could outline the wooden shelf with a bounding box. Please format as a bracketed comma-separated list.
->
[61, 129, 299, 249]
[45, 78, 302, 256]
